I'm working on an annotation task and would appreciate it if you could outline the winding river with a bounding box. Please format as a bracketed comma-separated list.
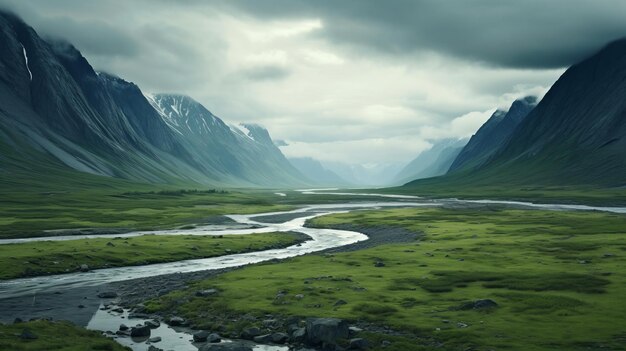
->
[1, 192, 625, 300]
[0, 191, 625, 350]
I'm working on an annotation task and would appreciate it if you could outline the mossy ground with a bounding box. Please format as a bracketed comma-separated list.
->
[0, 232, 305, 280]
[146, 207, 626, 351]
[0, 188, 294, 239]
[0, 320, 130, 351]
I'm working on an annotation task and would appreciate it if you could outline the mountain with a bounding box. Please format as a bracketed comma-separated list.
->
[406, 39, 626, 188]
[147, 94, 305, 186]
[448, 97, 536, 173]
[322, 161, 403, 187]
[394, 138, 468, 185]
[288, 157, 351, 186]
[0, 11, 307, 188]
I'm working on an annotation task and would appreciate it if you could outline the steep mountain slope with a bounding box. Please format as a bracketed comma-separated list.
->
[448, 96, 536, 173]
[288, 157, 351, 186]
[146, 94, 306, 187]
[474, 40, 626, 186]
[405, 39, 626, 189]
[0, 12, 308, 188]
[394, 138, 467, 185]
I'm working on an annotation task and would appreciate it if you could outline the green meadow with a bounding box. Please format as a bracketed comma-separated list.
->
[0, 320, 130, 351]
[0, 232, 305, 280]
[146, 207, 626, 351]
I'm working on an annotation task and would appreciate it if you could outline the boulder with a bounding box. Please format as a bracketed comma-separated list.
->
[148, 346, 164, 351]
[291, 327, 306, 343]
[271, 332, 289, 344]
[253, 334, 273, 344]
[457, 299, 498, 310]
[130, 325, 151, 337]
[305, 318, 349, 345]
[97, 291, 118, 299]
[119, 324, 129, 331]
[199, 343, 253, 351]
[208, 333, 222, 343]
[193, 331, 210, 342]
[349, 338, 369, 349]
[196, 289, 218, 297]
[145, 320, 160, 329]
[240, 327, 261, 340]
[148, 336, 162, 343]
[79, 264, 90, 272]
[19, 328, 38, 340]
[167, 316, 186, 326]
[334, 300, 348, 307]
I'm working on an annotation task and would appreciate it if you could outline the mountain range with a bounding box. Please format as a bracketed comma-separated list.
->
[393, 138, 468, 185]
[0, 12, 307, 188]
[405, 39, 626, 188]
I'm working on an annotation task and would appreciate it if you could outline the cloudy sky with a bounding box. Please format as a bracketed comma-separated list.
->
[2, 0, 626, 167]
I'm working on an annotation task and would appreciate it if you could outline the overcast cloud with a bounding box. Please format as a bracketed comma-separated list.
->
[1, 0, 624, 167]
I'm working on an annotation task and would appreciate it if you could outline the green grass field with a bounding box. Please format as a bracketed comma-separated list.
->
[145, 207, 626, 351]
[0, 232, 305, 280]
[0, 320, 130, 351]
[0, 188, 295, 239]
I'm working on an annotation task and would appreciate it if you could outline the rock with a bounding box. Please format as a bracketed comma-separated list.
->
[119, 324, 129, 331]
[144, 320, 160, 329]
[271, 332, 289, 344]
[79, 264, 90, 272]
[305, 318, 349, 345]
[291, 327, 306, 343]
[98, 291, 118, 298]
[295, 294, 305, 300]
[106, 242, 115, 247]
[208, 333, 222, 343]
[262, 319, 278, 328]
[334, 299, 348, 307]
[457, 299, 498, 310]
[196, 289, 218, 297]
[148, 346, 164, 351]
[19, 328, 38, 340]
[111, 307, 124, 313]
[130, 325, 151, 337]
[381, 340, 391, 347]
[240, 327, 261, 340]
[457, 322, 469, 328]
[253, 334, 273, 344]
[348, 326, 362, 336]
[148, 336, 162, 343]
[194, 331, 210, 342]
[78, 304, 85, 309]
[374, 261, 385, 267]
[167, 316, 186, 326]
[349, 338, 369, 349]
[199, 343, 253, 351]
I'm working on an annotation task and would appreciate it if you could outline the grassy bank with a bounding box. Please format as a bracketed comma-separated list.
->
[0, 188, 294, 239]
[391, 172, 626, 206]
[145, 207, 626, 350]
[0, 232, 305, 280]
[0, 320, 130, 351]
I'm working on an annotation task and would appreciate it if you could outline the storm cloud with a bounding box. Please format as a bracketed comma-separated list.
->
[0, 0, 624, 167]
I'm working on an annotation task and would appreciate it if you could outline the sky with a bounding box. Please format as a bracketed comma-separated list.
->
[2, 0, 626, 168]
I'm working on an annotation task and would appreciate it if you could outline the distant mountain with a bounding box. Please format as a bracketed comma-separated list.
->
[448, 96, 537, 173]
[288, 157, 351, 186]
[406, 39, 626, 188]
[0, 12, 308, 188]
[320, 161, 403, 187]
[394, 138, 468, 185]
[147, 94, 305, 186]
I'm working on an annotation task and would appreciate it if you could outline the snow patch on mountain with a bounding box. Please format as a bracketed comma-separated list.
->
[21, 44, 32, 80]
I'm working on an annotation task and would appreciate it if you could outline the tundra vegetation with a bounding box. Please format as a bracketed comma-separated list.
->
[145, 207, 626, 351]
